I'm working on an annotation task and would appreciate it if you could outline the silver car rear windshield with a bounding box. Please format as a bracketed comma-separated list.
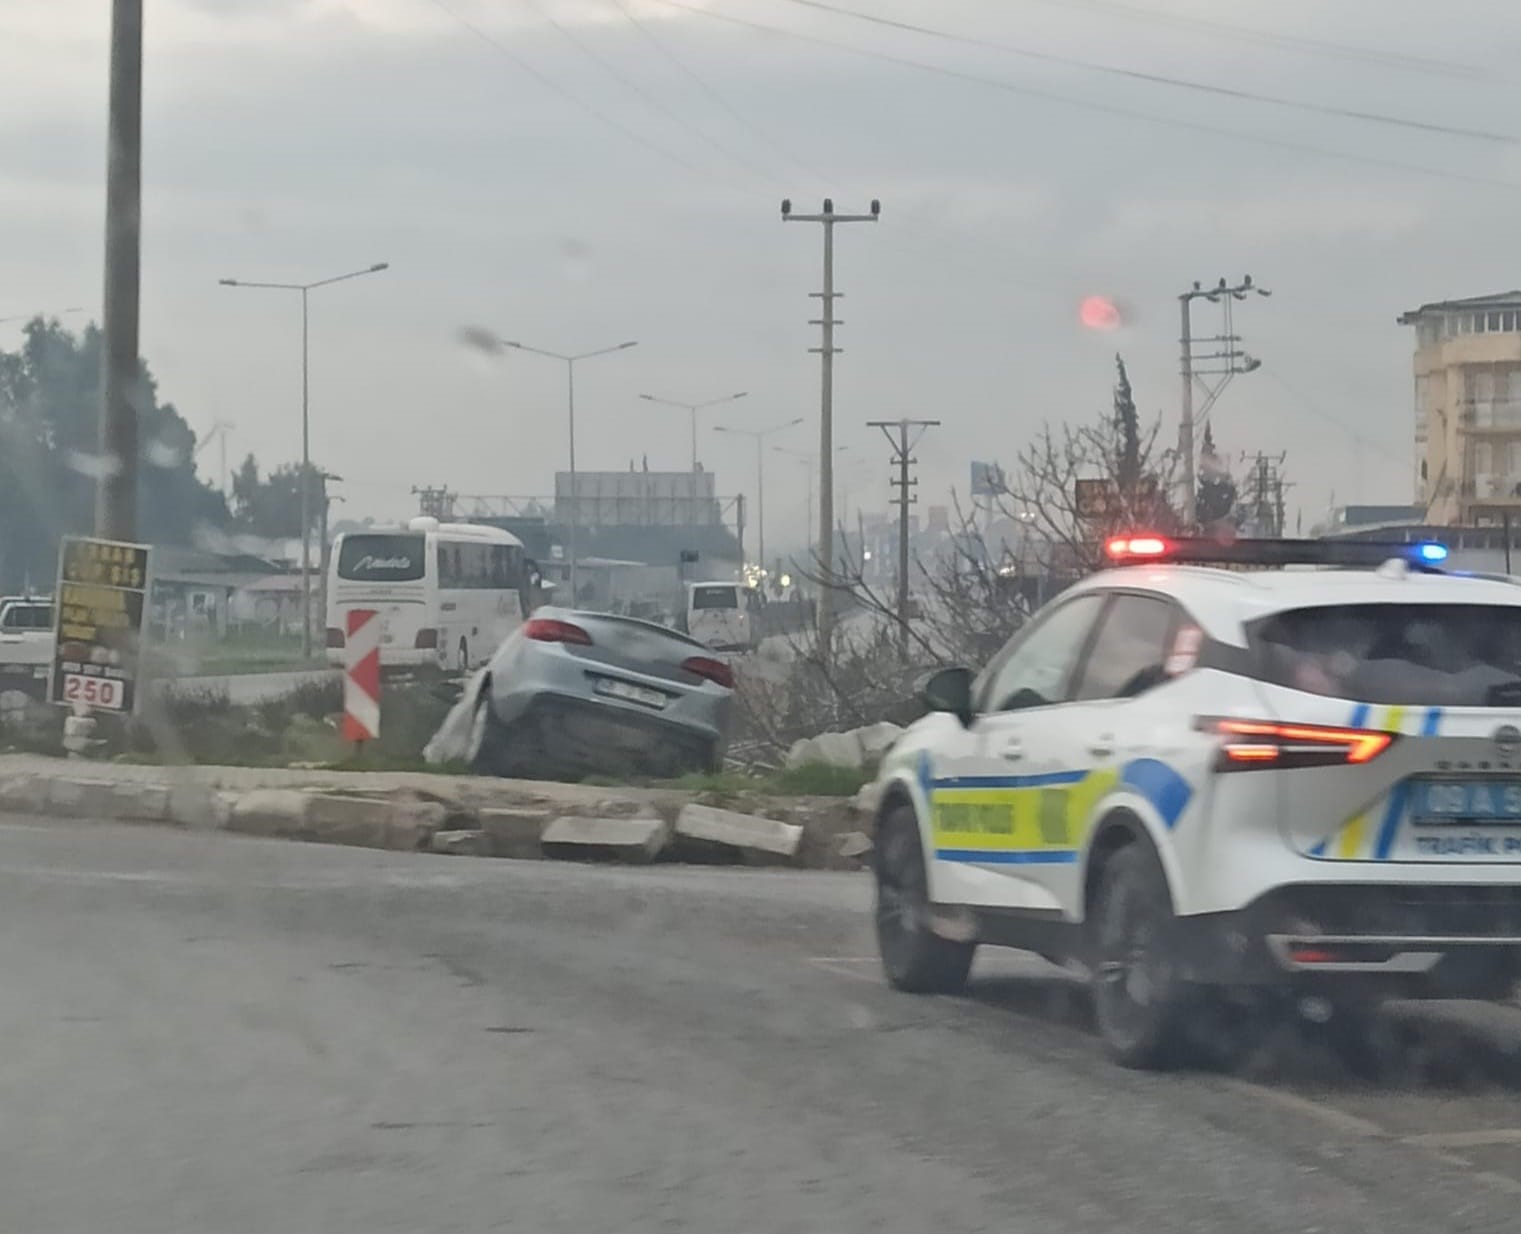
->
[1248, 603, 1521, 707]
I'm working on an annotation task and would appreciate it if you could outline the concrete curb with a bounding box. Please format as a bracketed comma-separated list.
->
[0, 756, 869, 871]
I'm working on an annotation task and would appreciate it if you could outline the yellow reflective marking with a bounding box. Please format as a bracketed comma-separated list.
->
[1327, 706, 1407, 859]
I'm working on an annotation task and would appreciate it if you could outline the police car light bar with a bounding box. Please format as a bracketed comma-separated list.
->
[1102, 535, 1449, 569]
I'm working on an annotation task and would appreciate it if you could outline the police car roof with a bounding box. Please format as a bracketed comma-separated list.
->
[1074, 563, 1521, 644]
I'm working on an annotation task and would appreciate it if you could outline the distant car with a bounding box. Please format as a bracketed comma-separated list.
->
[0, 598, 55, 668]
[684, 581, 761, 652]
[465, 608, 734, 780]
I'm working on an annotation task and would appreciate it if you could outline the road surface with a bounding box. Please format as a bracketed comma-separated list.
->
[4, 815, 1521, 1232]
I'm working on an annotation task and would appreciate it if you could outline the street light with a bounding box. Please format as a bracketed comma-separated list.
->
[714, 417, 804, 573]
[773, 443, 851, 561]
[218, 262, 389, 658]
[498, 338, 638, 602]
[638, 391, 748, 471]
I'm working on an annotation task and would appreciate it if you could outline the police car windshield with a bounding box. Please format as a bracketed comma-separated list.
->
[1250, 604, 1521, 707]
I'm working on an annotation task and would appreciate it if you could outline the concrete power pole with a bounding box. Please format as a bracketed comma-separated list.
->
[783, 198, 879, 655]
[1178, 276, 1271, 528]
[97, 0, 144, 540]
[869, 417, 939, 656]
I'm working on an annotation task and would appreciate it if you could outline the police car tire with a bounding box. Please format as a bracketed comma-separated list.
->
[1091, 842, 1192, 1070]
[874, 804, 975, 995]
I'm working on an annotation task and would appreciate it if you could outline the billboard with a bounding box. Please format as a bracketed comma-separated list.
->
[970, 461, 1006, 498]
[50, 536, 151, 715]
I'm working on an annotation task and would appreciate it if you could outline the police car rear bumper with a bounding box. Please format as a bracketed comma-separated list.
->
[1174, 882, 1521, 994]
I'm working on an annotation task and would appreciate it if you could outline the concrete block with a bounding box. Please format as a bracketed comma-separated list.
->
[107, 782, 170, 823]
[837, 830, 873, 860]
[0, 774, 50, 814]
[386, 797, 450, 851]
[675, 803, 802, 859]
[850, 780, 883, 817]
[47, 777, 119, 818]
[227, 788, 312, 838]
[302, 794, 390, 849]
[167, 783, 232, 830]
[541, 815, 669, 863]
[431, 829, 490, 856]
[478, 806, 550, 859]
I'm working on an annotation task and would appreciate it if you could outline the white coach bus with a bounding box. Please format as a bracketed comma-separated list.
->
[326, 518, 538, 673]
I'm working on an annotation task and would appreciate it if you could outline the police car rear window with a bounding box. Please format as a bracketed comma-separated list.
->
[1249, 603, 1521, 707]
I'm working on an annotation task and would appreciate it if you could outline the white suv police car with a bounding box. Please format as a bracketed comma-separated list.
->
[871, 535, 1521, 1068]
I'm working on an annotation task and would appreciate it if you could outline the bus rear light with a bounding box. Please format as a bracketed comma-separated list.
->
[414, 628, 438, 649]
[523, 617, 593, 646]
[326, 627, 345, 649]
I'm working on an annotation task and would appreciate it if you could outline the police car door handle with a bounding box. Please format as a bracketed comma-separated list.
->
[998, 737, 1024, 761]
[1089, 735, 1115, 758]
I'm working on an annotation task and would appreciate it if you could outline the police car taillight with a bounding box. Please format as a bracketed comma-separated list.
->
[1199, 718, 1396, 771]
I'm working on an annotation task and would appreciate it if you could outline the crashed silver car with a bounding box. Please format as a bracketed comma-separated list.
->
[462, 608, 734, 779]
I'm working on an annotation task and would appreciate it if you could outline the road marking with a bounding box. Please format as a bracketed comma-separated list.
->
[1403, 1128, 1521, 1149]
[1213, 1078, 1389, 1139]
[808, 957, 881, 984]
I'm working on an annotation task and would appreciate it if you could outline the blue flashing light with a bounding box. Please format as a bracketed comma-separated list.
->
[1415, 541, 1449, 563]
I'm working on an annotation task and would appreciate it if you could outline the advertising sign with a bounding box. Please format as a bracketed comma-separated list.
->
[50, 536, 151, 715]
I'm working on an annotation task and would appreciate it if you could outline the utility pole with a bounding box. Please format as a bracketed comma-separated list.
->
[1241, 451, 1291, 537]
[869, 417, 939, 656]
[783, 197, 880, 654]
[97, 0, 143, 540]
[1179, 276, 1271, 527]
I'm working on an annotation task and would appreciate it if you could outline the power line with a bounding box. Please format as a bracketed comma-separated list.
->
[765, 0, 1514, 145]
[510, 0, 777, 183]
[424, 0, 705, 174]
[1019, 0, 1481, 80]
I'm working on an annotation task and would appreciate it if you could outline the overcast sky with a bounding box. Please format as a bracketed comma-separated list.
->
[4, 0, 1521, 550]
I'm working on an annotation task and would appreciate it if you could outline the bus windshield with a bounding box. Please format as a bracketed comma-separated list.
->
[337, 534, 426, 582]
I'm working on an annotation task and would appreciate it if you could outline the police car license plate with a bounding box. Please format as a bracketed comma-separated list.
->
[594, 678, 667, 709]
[1411, 780, 1521, 824]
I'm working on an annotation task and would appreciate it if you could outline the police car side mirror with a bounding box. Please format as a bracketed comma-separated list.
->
[920, 665, 974, 726]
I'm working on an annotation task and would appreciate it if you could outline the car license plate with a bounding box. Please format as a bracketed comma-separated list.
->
[594, 678, 667, 709]
[1411, 780, 1521, 824]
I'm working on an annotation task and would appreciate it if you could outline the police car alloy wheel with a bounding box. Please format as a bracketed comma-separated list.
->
[1090, 844, 1191, 1068]
[875, 804, 975, 994]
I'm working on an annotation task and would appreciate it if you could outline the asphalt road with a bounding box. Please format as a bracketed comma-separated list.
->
[5, 818, 1521, 1233]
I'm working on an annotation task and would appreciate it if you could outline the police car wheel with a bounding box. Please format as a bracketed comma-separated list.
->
[1091, 843, 1191, 1069]
[874, 804, 974, 994]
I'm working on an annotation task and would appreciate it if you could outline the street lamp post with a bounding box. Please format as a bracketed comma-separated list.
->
[714, 418, 803, 577]
[638, 391, 748, 471]
[773, 443, 851, 564]
[218, 262, 389, 659]
[500, 339, 638, 603]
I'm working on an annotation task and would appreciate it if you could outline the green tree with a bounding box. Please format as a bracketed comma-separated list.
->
[1196, 423, 1238, 529]
[229, 455, 326, 540]
[0, 317, 228, 590]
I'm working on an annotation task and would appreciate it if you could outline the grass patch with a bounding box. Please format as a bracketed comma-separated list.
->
[662, 761, 869, 798]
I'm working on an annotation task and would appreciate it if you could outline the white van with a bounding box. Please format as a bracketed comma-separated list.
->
[326, 518, 538, 673]
[684, 581, 760, 653]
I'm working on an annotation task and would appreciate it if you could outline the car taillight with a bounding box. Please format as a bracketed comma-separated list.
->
[524, 617, 593, 646]
[414, 628, 438, 649]
[326, 627, 345, 649]
[682, 656, 734, 689]
[1199, 717, 1395, 771]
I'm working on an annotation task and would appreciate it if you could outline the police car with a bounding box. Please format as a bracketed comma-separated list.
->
[871, 535, 1521, 1068]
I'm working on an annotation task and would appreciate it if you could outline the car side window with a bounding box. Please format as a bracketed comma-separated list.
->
[1070, 594, 1177, 702]
[981, 593, 1106, 713]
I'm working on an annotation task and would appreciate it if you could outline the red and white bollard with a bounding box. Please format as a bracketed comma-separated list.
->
[342, 608, 381, 745]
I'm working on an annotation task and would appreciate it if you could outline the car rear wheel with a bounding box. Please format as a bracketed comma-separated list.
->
[466, 690, 509, 776]
[1091, 843, 1192, 1069]
[874, 804, 974, 994]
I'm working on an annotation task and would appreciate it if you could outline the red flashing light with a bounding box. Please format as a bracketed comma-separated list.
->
[1105, 535, 1171, 560]
[524, 617, 593, 646]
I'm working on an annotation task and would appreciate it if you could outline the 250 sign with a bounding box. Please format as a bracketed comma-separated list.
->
[58, 674, 124, 711]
